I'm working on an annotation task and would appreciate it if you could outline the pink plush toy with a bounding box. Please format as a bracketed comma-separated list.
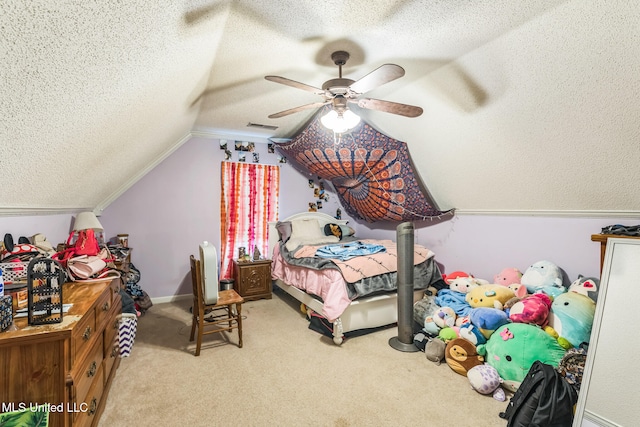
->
[508, 293, 553, 327]
[494, 268, 523, 287]
[444, 271, 471, 284]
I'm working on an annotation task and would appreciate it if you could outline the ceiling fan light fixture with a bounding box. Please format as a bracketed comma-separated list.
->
[321, 109, 361, 133]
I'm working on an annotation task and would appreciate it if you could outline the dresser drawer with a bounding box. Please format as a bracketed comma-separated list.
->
[72, 333, 104, 410]
[73, 361, 105, 427]
[72, 308, 97, 366]
[103, 303, 121, 381]
[95, 289, 113, 331]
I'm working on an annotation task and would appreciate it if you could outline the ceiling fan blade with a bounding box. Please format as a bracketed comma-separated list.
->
[268, 101, 328, 119]
[356, 98, 423, 118]
[265, 76, 324, 95]
[349, 64, 405, 94]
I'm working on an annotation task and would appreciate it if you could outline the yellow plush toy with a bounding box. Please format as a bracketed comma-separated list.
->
[465, 285, 516, 310]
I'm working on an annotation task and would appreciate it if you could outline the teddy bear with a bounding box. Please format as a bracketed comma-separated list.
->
[445, 338, 485, 376]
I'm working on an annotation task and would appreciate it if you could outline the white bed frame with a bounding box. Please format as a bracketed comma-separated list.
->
[268, 211, 424, 345]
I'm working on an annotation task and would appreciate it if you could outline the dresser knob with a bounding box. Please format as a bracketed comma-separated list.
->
[87, 361, 97, 377]
[102, 302, 110, 311]
[82, 326, 92, 341]
[88, 398, 98, 415]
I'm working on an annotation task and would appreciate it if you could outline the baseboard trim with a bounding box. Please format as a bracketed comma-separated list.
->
[151, 294, 191, 305]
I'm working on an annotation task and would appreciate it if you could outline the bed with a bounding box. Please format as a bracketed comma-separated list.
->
[268, 212, 444, 345]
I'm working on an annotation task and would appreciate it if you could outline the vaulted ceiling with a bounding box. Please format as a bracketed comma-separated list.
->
[2, 1, 639, 217]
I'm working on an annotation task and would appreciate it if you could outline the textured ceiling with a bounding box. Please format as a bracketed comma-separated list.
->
[2, 1, 640, 216]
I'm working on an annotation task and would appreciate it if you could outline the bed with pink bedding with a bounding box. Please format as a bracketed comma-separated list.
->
[268, 212, 444, 345]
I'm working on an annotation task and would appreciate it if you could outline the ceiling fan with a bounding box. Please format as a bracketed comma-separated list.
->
[265, 51, 423, 129]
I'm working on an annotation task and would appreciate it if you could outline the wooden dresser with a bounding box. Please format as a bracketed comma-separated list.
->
[591, 234, 640, 273]
[233, 259, 272, 301]
[0, 279, 122, 427]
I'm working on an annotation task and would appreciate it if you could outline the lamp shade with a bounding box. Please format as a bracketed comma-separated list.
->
[73, 211, 104, 231]
[320, 109, 361, 133]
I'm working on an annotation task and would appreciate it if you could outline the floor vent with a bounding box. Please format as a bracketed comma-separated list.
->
[247, 122, 278, 130]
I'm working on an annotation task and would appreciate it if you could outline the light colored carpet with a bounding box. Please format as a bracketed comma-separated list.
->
[99, 289, 508, 427]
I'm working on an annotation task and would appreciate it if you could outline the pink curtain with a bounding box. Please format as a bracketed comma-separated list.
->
[220, 162, 280, 279]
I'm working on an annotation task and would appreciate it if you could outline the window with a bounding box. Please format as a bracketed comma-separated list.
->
[220, 162, 279, 278]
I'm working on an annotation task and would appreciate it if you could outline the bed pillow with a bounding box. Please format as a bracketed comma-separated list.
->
[285, 218, 338, 251]
[275, 221, 292, 243]
[323, 223, 356, 240]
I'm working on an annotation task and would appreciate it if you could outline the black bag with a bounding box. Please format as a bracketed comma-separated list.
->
[499, 361, 578, 427]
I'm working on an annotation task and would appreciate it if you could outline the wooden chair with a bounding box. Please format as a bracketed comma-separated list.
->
[189, 255, 244, 356]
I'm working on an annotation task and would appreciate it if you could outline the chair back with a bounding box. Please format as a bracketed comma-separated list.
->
[199, 241, 219, 304]
[190, 255, 204, 309]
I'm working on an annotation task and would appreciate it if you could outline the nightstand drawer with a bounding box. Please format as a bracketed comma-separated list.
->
[233, 259, 272, 301]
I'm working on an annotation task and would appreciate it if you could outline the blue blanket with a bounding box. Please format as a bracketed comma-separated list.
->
[435, 289, 472, 316]
[315, 241, 386, 261]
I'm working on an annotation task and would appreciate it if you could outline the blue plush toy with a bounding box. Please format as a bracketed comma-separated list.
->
[548, 291, 596, 348]
[568, 275, 599, 302]
[468, 307, 510, 339]
[520, 260, 566, 297]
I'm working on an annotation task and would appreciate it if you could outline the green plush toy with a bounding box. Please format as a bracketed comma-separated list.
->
[477, 323, 566, 392]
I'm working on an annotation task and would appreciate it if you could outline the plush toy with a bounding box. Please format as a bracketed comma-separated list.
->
[445, 338, 485, 376]
[444, 271, 471, 284]
[508, 293, 553, 327]
[425, 337, 447, 364]
[413, 331, 430, 352]
[477, 323, 567, 392]
[520, 260, 566, 297]
[413, 294, 440, 330]
[494, 268, 523, 287]
[459, 323, 487, 345]
[548, 291, 596, 348]
[507, 283, 528, 298]
[432, 306, 457, 328]
[468, 307, 510, 339]
[438, 326, 459, 342]
[468, 364, 506, 401]
[568, 275, 599, 302]
[448, 276, 486, 294]
[465, 285, 515, 310]
[423, 315, 441, 336]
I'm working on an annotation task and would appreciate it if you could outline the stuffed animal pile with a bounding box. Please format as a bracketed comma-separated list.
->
[414, 261, 597, 400]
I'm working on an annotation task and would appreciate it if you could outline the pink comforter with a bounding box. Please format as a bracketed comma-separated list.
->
[271, 244, 352, 322]
[294, 239, 433, 283]
[271, 241, 434, 322]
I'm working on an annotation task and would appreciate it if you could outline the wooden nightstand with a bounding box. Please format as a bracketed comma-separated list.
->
[233, 259, 272, 301]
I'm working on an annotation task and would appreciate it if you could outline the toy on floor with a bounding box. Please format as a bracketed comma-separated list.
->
[568, 275, 599, 302]
[465, 284, 515, 310]
[438, 326, 459, 342]
[547, 291, 596, 349]
[433, 306, 457, 328]
[468, 364, 506, 401]
[413, 294, 440, 330]
[445, 338, 485, 376]
[468, 307, 510, 339]
[425, 337, 447, 364]
[520, 260, 566, 297]
[508, 293, 552, 327]
[477, 323, 567, 392]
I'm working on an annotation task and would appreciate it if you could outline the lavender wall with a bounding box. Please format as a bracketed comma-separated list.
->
[1, 136, 634, 300]
[99, 136, 352, 299]
[355, 215, 624, 283]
